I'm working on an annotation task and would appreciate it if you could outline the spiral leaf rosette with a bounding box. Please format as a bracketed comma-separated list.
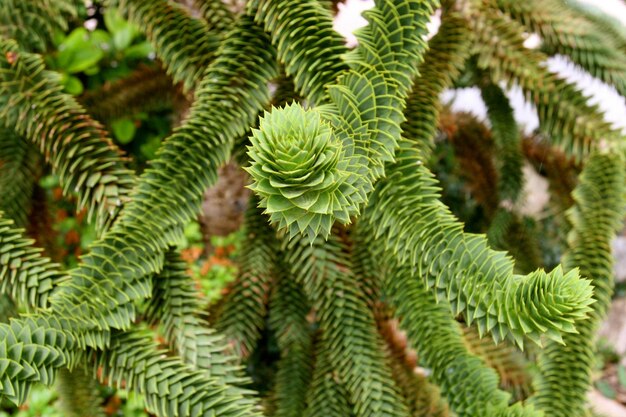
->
[247, 104, 356, 241]
[497, 266, 594, 347]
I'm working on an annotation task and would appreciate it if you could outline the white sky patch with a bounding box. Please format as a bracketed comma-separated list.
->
[84, 18, 98, 31]
[333, 0, 374, 47]
[441, 88, 487, 120]
[547, 56, 626, 132]
[523, 33, 541, 49]
[425, 9, 441, 40]
[580, 0, 626, 25]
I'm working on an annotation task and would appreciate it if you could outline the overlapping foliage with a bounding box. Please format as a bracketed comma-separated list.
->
[0, 0, 625, 416]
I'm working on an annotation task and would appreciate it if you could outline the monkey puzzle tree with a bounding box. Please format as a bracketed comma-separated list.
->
[0, 0, 625, 416]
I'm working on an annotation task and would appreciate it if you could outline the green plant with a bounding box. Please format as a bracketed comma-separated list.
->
[0, 0, 625, 417]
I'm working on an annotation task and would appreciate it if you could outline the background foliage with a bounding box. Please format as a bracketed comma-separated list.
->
[0, 0, 625, 416]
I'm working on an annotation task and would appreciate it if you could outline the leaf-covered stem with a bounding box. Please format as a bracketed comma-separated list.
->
[80, 65, 177, 124]
[0, 0, 77, 52]
[249, 0, 348, 105]
[0, 215, 63, 310]
[247, 0, 436, 241]
[470, 2, 619, 159]
[0, 129, 40, 228]
[384, 258, 541, 417]
[495, 0, 626, 97]
[284, 233, 408, 417]
[0, 39, 135, 231]
[92, 329, 262, 417]
[146, 250, 244, 385]
[530, 152, 626, 417]
[110, 0, 222, 91]
[0, 16, 277, 408]
[269, 266, 314, 417]
[364, 139, 593, 347]
[214, 197, 277, 359]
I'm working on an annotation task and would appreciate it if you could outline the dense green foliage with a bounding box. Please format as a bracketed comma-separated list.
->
[0, 0, 625, 416]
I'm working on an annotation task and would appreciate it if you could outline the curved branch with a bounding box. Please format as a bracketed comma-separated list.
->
[471, 4, 620, 160]
[110, 0, 222, 91]
[247, 0, 436, 241]
[0, 0, 77, 52]
[0, 39, 135, 231]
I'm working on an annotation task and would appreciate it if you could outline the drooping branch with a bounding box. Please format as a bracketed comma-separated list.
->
[471, 3, 620, 160]
[496, 0, 626, 97]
